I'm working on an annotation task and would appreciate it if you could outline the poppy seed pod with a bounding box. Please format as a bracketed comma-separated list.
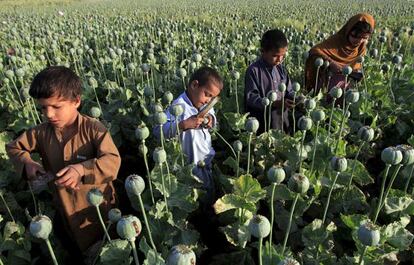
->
[116, 215, 142, 242]
[138, 144, 148, 156]
[135, 125, 150, 141]
[154, 112, 168, 125]
[177, 68, 187, 78]
[345, 89, 360, 103]
[358, 126, 375, 142]
[292, 82, 301, 93]
[304, 98, 316, 111]
[125, 174, 145, 196]
[141, 63, 150, 73]
[30, 215, 53, 240]
[166, 245, 196, 265]
[330, 156, 348, 172]
[88, 77, 98, 88]
[267, 165, 286, 184]
[163, 91, 174, 105]
[108, 208, 122, 223]
[357, 221, 380, 246]
[310, 109, 326, 123]
[342, 65, 353, 76]
[396, 145, 414, 165]
[267, 91, 278, 102]
[288, 173, 310, 194]
[314, 57, 324, 67]
[278, 83, 287, 93]
[89, 106, 101, 119]
[329, 86, 343, 99]
[392, 55, 402, 65]
[231, 70, 240, 80]
[153, 147, 167, 164]
[87, 188, 104, 207]
[171, 104, 184, 117]
[381, 147, 403, 165]
[245, 117, 259, 133]
[298, 116, 313, 131]
[248, 215, 270, 239]
[233, 140, 243, 153]
[261, 97, 270, 107]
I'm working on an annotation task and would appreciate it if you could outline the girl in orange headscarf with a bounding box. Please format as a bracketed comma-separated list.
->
[304, 13, 375, 95]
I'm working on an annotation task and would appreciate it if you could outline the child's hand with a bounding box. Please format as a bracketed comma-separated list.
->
[202, 114, 214, 129]
[55, 164, 84, 191]
[273, 98, 295, 110]
[179, 115, 204, 131]
[25, 160, 46, 180]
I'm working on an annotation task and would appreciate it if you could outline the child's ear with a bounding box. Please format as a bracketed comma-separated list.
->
[190, 80, 199, 91]
[74, 96, 81, 108]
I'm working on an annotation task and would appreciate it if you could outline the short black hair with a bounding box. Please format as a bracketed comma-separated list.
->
[29, 66, 81, 100]
[189, 66, 223, 89]
[261, 29, 288, 51]
[350, 21, 372, 37]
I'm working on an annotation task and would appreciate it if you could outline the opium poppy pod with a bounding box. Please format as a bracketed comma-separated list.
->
[342, 65, 353, 76]
[314, 57, 324, 67]
[245, 117, 259, 133]
[125, 174, 145, 196]
[311, 109, 326, 123]
[171, 104, 184, 117]
[232, 140, 243, 153]
[135, 125, 150, 141]
[166, 245, 196, 265]
[381, 147, 403, 165]
[329, 86, 343, 99]
[345, 89, 360, 103]
[278, 83, 287, 93]
[154, 112, 168, 125]
[108, 208, 122, 223]
[87, 188, 104, 207]
[396, 144, 414, 165]
[89, 106, 101, 119]
[298, 116, 313, 131]
[330, 156, 348, 172]
[358, 126, 375, 142]
[248, 215, 271, 239]
[304, 98, 316, 111]
[267, 165, 286, 184]
[116, 215, 142, 242]
[288, 173, 310, 194]
[267, 91, 278, 102]
[30, 215, 53, 240]
[357, 222, 380, 246]
[153, 147, 167, 164]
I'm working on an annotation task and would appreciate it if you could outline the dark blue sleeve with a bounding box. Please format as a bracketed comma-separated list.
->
[244, 67, 265, 112]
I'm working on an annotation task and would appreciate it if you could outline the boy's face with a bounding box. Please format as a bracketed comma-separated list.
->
[188, 80, 222, 109]
[37, 95, 80, 129]
[262, 47, 287, 66]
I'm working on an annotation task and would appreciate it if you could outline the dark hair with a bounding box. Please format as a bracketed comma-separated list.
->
[350, 21, 372, 37]
[260, 29, 288, 51]
[29, 66, 81, 100]
[189, 66, 223, 89]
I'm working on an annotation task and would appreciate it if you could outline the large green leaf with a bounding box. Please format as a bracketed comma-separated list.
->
[99, 239, 131, 265]
[340, 159, 374, 186]
[233, 174, 266, 203]
[340, 214, 366, 230]
[223, 112, 249, 131]
[302, 219, 336, 247]
[384, 196, 413, 215]
[213, 194, 256, 214]
[383, 219, 414, 250]
[220, 223, 250, 248]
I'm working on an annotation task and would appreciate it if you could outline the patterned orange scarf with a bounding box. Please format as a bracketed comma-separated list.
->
[305, 13, 375, 91]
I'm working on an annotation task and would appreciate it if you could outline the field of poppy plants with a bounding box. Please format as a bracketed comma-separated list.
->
[1, 0, 414, 264]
